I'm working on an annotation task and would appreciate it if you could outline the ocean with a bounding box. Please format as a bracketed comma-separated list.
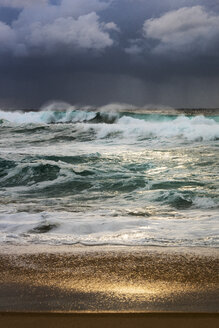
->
[0, 107, 218, 247]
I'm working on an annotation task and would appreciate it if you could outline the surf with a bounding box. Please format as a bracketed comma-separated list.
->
[0, 108, 218, 142]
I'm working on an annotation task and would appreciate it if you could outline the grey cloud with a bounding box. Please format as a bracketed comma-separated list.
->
[0, 0, 47, 8]
[125, 44, 142, 55]
[143, 6, 219, 54]
[0, 20, 15, 52]
[0, 0, 117, 55]
[13, 0, 110, 25]
[15, 13, 116, 55]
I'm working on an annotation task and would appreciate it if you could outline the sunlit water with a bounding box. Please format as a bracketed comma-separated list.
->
[0, 109, 218, 247]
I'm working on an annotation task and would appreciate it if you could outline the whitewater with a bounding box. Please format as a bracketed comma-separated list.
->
[0, 106, 218, 247]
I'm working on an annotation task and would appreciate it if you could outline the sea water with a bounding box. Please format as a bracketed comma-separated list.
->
[0, 107, 218, 247]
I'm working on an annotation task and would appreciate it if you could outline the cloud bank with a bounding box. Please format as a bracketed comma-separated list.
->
[0, 0, 117, 55]
[0, 0, 219, 108]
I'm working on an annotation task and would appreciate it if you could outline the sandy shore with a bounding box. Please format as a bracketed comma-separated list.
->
[0, 245, 218, 313]
[0, 312, 218, 328]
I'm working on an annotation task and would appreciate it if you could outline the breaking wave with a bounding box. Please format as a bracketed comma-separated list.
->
[0, 108, 218, 142]
[0, 108, 119, 124]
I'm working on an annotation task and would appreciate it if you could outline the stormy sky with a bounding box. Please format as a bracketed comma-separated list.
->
[0, 0, 219, 109]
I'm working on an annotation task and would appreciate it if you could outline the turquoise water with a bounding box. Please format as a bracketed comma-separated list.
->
[0, 108, 218, 246]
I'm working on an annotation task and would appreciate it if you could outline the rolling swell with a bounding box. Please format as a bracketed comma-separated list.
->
[0, 154, 218, 211]
[0, 160, 146, 196]
[0, 158, 16, 179]
[0, 161, 60, 187]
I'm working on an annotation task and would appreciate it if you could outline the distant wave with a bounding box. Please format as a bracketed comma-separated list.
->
[0, 109, 119, 124]
[0, 108, 218, 142]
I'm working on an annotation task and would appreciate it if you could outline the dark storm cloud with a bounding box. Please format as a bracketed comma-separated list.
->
[0, 0, 219, 109]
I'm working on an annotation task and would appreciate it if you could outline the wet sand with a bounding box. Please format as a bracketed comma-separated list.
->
[0, 245, 218, 312]
[0, 312, 218, 328]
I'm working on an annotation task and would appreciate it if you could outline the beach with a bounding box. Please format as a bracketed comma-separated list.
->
[0, 245, 218, 327]
[0, 245, 218, 312]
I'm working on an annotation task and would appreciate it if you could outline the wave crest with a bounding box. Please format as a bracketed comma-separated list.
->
[0, 108, 218, 142]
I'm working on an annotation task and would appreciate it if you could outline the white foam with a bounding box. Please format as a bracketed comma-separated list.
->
[193, 197, 218, 209]
[91, 114, 219, 142]
[0, 208, 218, 247]
[0, 108, 218, 142]
[0, 110, 44, 124]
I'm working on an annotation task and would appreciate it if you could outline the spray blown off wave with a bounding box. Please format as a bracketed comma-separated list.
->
[0, 106, 218, 247]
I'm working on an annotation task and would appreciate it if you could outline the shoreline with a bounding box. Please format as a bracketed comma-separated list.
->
[0, 244, 218, 256]
[0, 245, 218, 312]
